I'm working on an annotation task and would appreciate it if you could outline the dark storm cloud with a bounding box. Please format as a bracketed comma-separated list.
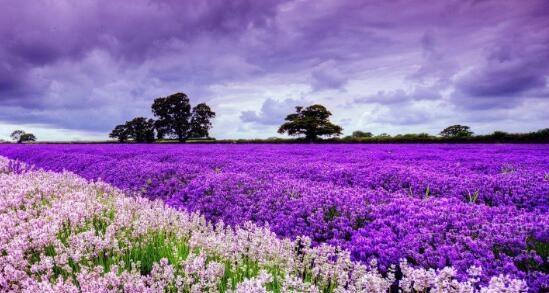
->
[450, 9, 549, 110]
[0, 0, 286, 94]
[0, 0, 292, 131]
[0, 0, 548, 137]
[459, 66, 545, 98]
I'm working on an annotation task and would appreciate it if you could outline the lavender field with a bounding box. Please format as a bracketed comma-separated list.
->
[0, 144, 548, 292]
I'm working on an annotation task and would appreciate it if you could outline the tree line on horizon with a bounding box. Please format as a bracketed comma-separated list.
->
[108, 93, 348, 143]
[107, 93, 548, 143]
[4, 92, 548, 143]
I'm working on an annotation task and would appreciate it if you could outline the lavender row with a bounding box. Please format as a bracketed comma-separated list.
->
[0, 144, 547, 291]
[1, 144, 546, 210]
[1, 157, 531, 292]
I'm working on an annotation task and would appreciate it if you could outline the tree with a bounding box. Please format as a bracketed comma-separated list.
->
[534, 128, 549, 138]
[10, 130, 36, 143]
[151, 93, 215, 141]
[20, 133, 36, 143]
[154, 120, 166, 140]
[189, 103, 216, 138]
[125, 117, 156, 143]
[151, 93, 192, 142]
[109, 124, 130, 142]
[109, 118, 155, 143]
[351, 130, 373, 138]
[110, 92, 215, 143]
[278, 104, 343, 140]
[10, 130, 25, 143]
[440, 125, 473, 138]
[491, 131, 508, 140]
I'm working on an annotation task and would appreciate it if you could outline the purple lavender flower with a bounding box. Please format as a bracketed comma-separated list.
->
[0, 144, 547, 291]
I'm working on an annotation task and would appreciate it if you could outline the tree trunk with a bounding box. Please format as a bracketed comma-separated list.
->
[178, 132, 192, 142]
[305, 132, 317, 142]
[176, 130, 186, 142]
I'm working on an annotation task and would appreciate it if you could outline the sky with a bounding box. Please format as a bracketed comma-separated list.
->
[0, 0, 548, 141]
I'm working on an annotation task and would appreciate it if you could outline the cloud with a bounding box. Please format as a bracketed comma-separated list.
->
[355, 86, 442, 105]
[1, 0, 549, 140]
[407, 31, 459, 85]
[240, 98, 303, 126]
[0, 0, 286, 96]
[310, 60, 348, 91]
[456, 49, 547, 100]
[450, 16, 549, 110]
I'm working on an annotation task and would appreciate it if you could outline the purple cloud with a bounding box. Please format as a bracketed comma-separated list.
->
[355, 86, 442, 105]
[450, 15, 549, 110]
[0, 0, 548, 139]
[310, 60, 348, 91]
[461, 49, 547, 99]
[240, 98, 303, 126]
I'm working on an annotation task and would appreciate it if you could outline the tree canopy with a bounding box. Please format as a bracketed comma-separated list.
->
[189, 103, 216, 138]
[10, 130, 36, 143]
[151, 93, 215, 141]
[109, 118, 155, 143]
[278, 104, 343, 140]
[109, 124, 130, 142]
[127, 117, 156, 143]
[351, 130, 373, 138]
[110, 92, 215, 143]
[151, 93, 192, 142]
[440, 125, 473, 138]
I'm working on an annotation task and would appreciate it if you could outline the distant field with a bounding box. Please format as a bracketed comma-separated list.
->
[0, 144, 547, 291]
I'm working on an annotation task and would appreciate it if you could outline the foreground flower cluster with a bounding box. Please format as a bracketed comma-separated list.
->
[1, 158, 535, 292]
[0, 144, 547, 291]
